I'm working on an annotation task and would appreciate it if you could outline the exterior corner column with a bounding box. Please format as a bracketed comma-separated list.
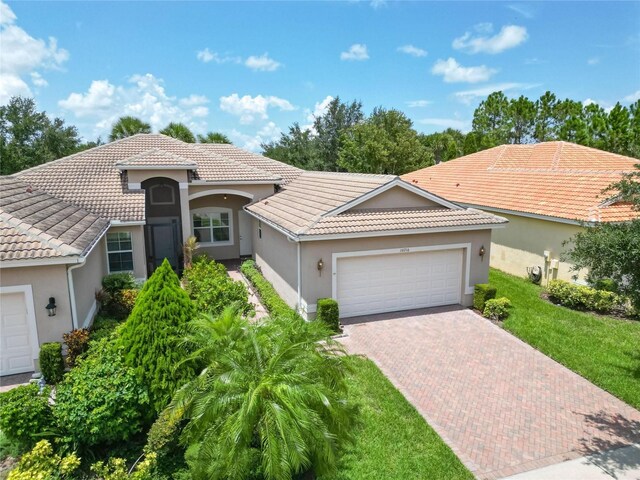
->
[179, 182, 191, 244]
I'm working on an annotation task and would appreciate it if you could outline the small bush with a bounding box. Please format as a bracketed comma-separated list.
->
[182, 259, 252, 316]
[483, 297, 512, 321]
[7, 440, 80, 480]
[241, 260, 303, 320]
[590, 289, 621, 313]
[316, 298, 340, 332]
[145, 409, 186, 478]
[102, 272, 136, 294]
[54, 339, 149, 447]
[89, 316, 122, 343]
[0, 384, 54, 449]
[548, 280, 622, 314]
[118, 288, 139, 312]
[39, 342, 65, 384]
[592, 278, 619, 293]
[473, 284, 497, 311]
[91, 453, 157, 480]
[62, 329, 90, 367]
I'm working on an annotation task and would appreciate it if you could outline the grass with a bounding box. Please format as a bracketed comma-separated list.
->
[490, 268, 640, 410]
[322, 356, 473, 480]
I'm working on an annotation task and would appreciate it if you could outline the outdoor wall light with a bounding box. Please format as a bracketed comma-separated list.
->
[46, 297, 57, 317]
[479, 245, 486, 261]
[223, 194, 228, 200]
[317, 258, 324, 275]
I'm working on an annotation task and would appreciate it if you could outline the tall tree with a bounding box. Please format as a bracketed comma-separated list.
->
[507, 95, 536, 144]
[420, 129, 465, 164]
[0, 96, 81, 174]
[338, 107, 433, 174]
[160, 122, 196, 143]
[197, 131, 231, 144]
[471, 91, 510, 149]
[109, 116, 151, 141]
[262, 123, 321, 170]
[605, 103, 632, 155]
[533, 91, 559, 142]
[583, 103, 608, 150]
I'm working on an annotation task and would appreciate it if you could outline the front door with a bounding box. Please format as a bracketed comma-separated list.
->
[238, 210, 253, 256]
[146, 217, 180, 273]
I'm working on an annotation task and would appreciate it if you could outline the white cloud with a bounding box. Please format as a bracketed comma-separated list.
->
[453, 82, 539, 104]
[219, 93, 295, 124]
[624, 90, 640, 102]
[302, 95, 334, 131]
[370, 0, 387, 9]
[58, 73, 210, 138]
[453, 24, 528, 54]
[587, 57, 600, 66]
[397, 44, 427, 57]
[507, 4, 535, 19]
[196, 48, 240, 64]
[406, 100, 432, 108]
[418, 118, 469, 130]
[245, 53, 282, 72]
[229, 121, 282, 152]
[431, 58, 496, 83]
[340, 44, 369, 61]
[0, 0, 69, 103]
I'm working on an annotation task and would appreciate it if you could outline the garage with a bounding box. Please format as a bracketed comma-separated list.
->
[335, 248, 463, 318]
[0, 287, 38, 376]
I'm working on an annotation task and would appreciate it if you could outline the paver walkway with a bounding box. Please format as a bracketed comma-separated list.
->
[338, 306, 640, 480]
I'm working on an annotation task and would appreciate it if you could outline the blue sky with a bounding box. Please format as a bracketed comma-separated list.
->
[1, 1, 639, 150]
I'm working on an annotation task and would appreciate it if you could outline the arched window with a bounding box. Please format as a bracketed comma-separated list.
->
[191, 207, 233, 246]
[149, 183, 176, 205]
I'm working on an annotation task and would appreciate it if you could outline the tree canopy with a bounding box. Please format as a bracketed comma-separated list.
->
[197, 131, 231, 144]
[109, 116, 151, 141]
[160, 122, 196, 143]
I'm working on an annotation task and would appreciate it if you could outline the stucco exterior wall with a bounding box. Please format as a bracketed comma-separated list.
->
[127, 169, 189, 184]
[353, 186, 440, 210]
[187, 183, 275, 201]
[72, 237, 108, 328]
[0, 264, 73, 345]
[252, 220, 299, 308]
[300, 229, 493, 312]
[107, 225, 147, 279]
[488, 212, 586, 283]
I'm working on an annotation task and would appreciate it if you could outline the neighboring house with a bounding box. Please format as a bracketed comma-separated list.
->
[403, 141, 639, 284]
[0, 134, 506, 376]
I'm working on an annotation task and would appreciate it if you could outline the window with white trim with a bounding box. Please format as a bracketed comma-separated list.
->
[192, 208, 233, 245]
[106, 232, 134, 272]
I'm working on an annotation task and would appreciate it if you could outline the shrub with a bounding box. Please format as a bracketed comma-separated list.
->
[591, 278, 619, 293]
[62, 329, 90, 367]
[145, 409, 186, 478]
[548, 280, 622, 314]
[91, 453, 157, 480]
[54, 339, 148, 447]
[102, 272, 136, 294]
[89, 316, 122, 343]
[100, 273, 138, 319]
[0, 384, 54, 449]
[118, 258, 196, 414]
[590, 289, 621, 313]
[483, 297, 512, 321]
[7, 440, 80, 480]
[241, 260, 303, 320]
[182, 259, 252, 316]
[473, 284, 497, 311]
[118, 288, 139, 312]
[39, 342, 65, 384]
[316, 298, 340, 332]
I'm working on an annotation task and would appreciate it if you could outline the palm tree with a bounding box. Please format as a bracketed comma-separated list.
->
[109, 116, 151, 141]
[197, 131, 232, 144]
[160, 122, 196, 143]
[169, 309, 356, 480]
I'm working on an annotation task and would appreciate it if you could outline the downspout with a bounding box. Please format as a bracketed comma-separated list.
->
[67, 260, 86, 330]
[297, 241, 302, 314]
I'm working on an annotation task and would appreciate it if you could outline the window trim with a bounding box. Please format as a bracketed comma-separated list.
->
[148, 183, 176, 206]
[191, 207, 234, 247]
[105, 231, 135, 274]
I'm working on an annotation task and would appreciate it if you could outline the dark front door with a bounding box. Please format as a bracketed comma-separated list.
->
[146, 218, 180, 274]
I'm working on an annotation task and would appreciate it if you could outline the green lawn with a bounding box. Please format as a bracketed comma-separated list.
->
[490, 268, 640, 410]
[322, 356, 472, 480]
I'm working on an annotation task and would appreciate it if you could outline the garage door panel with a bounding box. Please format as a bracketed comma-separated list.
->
[336, 249, 463, 318]
[1, 290, 37, 376]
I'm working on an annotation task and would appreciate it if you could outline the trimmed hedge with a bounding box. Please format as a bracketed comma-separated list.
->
[473, 284, 496, 311]
[547, 280, 621, 314]
[0, 383, 54, 449]
[39, 342, 64, 384]
[483, 297, 512, 321]
[317, 298, 340, 332]
[241, 260, 303, 320]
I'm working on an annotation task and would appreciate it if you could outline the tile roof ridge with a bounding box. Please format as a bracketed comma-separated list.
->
[551, 141, 564, 170]
[116, 147, 198, 165]
[487, 144, 508, 170]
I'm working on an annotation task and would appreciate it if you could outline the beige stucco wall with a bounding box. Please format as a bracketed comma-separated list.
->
[127, 169, 189, 184]
[488, 212, 586, 283]
[354, 186, 440, 210]
[299, 229, 492, 311]
[187, 183, 275, 201]
[72, 237, 108, 328]
[0, 264, 73, 346]
[252, 220, 299, 308]
[107, 225, 147, 279]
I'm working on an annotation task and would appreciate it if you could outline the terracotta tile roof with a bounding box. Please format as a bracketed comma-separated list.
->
[195, 143, 303, 183]
[116, 148, 197, 169]
[0, 178, 110, 262]
[402, 142, 640, 223]
[12, 134, 282, 221]
[246, 172, 506, 237]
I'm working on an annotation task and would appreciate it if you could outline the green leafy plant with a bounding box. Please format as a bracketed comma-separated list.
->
[548, 280, 622, 314]
[7, 440, 80, 480]
[118, 259, 196, 414]
[483, 297, 512, 321]
[54, 339, 149, 447]
[144, 408, 186, 478]
[169, 309, 356, 480]
[89, 316, 123, 343]
[0, 384, 54, 449]
[91, 453, 157, 480]
[117, 288, 139, 313]
[62, 329, 90, 367]
[241, 260, 303, 320]
[39, 342, 65, 384]
[473, 284, 497, 311]
[182, 259, 252, 316]
[102, 272, 136, 294]
[316, 298, 340, 332]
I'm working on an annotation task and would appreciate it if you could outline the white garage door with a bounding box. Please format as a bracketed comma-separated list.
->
[336, 248, 463, 318]
[1, 289, 38, 376]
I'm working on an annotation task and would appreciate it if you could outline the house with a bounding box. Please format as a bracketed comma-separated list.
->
[0, 134, 506, 376]
[403, 141, 639, 284]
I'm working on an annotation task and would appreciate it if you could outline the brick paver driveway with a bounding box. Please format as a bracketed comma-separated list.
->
[338, 307, 640, 479]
